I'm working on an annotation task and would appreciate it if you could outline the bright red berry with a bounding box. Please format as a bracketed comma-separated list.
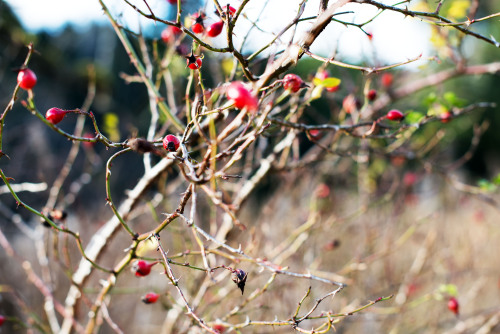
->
[283, 73, 305, 93]
[367, 89, 377, 101]
[213, 324, 226, 333]
[163, 134, 180, 152]
[386, 109, 404, 121]
[226, 81, 258, 112]
[185, 50, 203, 70]
[161, 26, 182, 43]
[207, 21, 224, 37]
[448, 297, 459, 315]
[440, 111, 452, 123]
[142, 292, 160, 304]
[45, 108, 67, 124]
[309, 129, 321, 139]
[191, 12, 205, 34]
[17, 68, 37, 90]
[0, 315, 5, 326]
[167, 0, 177, 4]
[381, 73, 393, 88]
[133, 260, 157, 277]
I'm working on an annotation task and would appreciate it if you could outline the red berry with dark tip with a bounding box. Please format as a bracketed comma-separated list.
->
[191, 12, 205, 34]
[283, 73, 305, 93]
[133, 260, 157, 277]
[386, 109, 404, 121]
[17, 68, 37, 90]
[207, 21, 224, 37]
[185, 50, 203, 70]
[226, 81, 258, 112]
[163, 134, 180, 152]
[46, 108, 67, 124]
[0, 315, 5, 327]
[142, 292, 160, 304]
[367, 89, 377, 101]
[448, 297, 459, 315]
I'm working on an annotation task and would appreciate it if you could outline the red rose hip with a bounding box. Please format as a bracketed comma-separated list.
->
[133, 260, 157, 277]
[283, 73, 305, 93]
[386, 109, 404, 121]
[142, 292, 160, 304]
[46, 108, 67, 124]
[163, 134, 180, 152]
[185, 50, 203, 70]
[448, 297, 459, 315]
[207, 21, 224, 37]
[367, 89, 377, 101]
[226, 81, 258, 112]
[17, 68, 37, 90]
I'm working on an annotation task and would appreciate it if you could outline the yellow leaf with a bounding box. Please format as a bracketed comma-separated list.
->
[221, 57, 234, 77]
[447, 0, 470, 20]
[103, 113, 120, 142]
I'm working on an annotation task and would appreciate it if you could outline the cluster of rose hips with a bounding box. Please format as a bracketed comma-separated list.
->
[191, 5, 236, 38]
[132, 260, 161, 304]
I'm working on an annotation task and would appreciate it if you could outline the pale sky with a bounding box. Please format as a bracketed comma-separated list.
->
[5, 0, 431, 68]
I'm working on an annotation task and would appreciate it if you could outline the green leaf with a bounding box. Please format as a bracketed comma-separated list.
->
[443, 92, 467, 108]
[438, 284, 458, 297]
[423, 92, 437, 107]
[405, 111, 425, 123]
[493, 173, 500, 185]
[478, 179, 497, 192]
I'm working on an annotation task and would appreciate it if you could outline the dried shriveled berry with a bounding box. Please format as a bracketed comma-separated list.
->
[231, 269, 248, 294]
